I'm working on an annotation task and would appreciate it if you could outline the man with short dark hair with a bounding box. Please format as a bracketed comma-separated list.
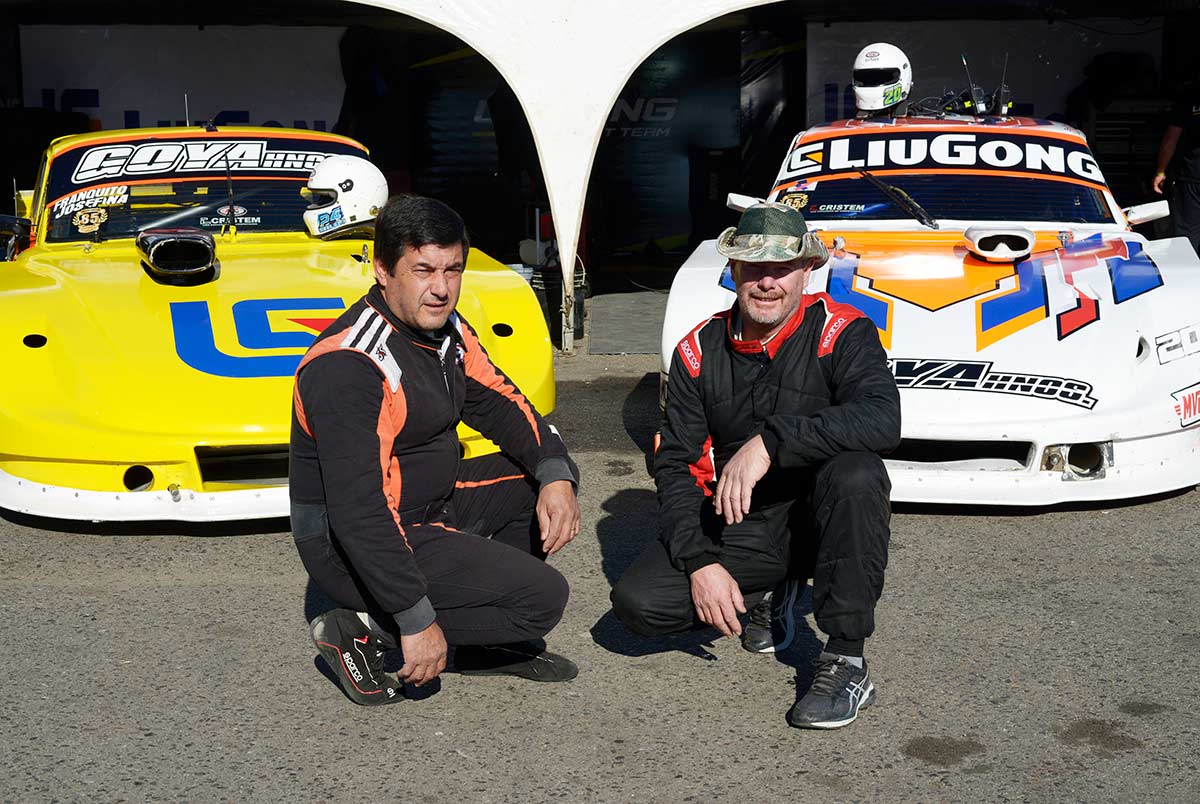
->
[611, 202, 900, 729]
[291, 194, 580, 705]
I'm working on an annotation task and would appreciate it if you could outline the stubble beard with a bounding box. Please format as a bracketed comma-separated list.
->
[741, 293, 801, 329]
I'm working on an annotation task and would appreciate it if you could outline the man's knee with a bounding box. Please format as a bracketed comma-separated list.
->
[525, 563, 570, 636]
[814, 451, 890, 500]
[610, 574, 673, 636]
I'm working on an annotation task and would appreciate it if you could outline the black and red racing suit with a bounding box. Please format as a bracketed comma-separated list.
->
[612, 291, 900, 649]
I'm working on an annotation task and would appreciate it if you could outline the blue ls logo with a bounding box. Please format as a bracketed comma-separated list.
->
[170, 297, 345, 377]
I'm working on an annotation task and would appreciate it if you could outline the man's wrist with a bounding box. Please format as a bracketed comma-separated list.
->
[757, 428, 780, 461]
[535, 456, 577, 489]
[391, 595, 436, 635]
[684, 555, 720, 576]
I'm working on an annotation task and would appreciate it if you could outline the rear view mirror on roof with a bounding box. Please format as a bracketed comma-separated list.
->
[1122, 200, 1169, 226]
[726, 192, 766, 213]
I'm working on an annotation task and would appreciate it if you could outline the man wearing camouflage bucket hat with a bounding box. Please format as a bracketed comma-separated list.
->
[611, 202, 900, 729]
[714, 201, 831, 265]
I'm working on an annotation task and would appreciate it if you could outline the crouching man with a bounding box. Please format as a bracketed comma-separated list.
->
[611, 202, 900, 728]
[291, 194, 580, 705]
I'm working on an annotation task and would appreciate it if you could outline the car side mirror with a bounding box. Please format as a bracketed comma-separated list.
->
[1122, 200, 1169, 226]
[726, 192, 766, 213]
[0, 215, 32, 261]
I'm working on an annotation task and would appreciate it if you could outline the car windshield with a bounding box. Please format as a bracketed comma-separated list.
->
[44, 178, 316, 242]
[41, 134, 368, 243]
[774, 174, 1113, 224]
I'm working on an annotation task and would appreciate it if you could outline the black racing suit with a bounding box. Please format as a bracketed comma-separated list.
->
[290, 285, 575, 645]
[1169, 90, 1200, 254]
[612, 292, 900, 654]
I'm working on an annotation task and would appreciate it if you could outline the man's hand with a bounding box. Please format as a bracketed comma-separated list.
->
[1153, 172, 1167, 195]
[536, 479, 580, 555]
[689, 563, 746, 637]
[399, 621, 447, 686]
[713, 434, 771, 525]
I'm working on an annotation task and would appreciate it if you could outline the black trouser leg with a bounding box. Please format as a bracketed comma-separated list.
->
[404, 524, 568, 645]
[1173, 181, 1200, 257]
[610, 502, 793, 636]
[808, 451, 891, 655]
[446, 451, 543, 556]
[293, 450, 568, 648]
[612, 452, 890, 647]
[295, 515, 568, 648]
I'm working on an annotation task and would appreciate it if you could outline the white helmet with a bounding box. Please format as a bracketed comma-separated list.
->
[852, 43, 912, 113]
[302, 154, 388, 238]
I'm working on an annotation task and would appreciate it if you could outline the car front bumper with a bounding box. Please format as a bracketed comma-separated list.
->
[885, 425, 1200, 505]
[0, 468, 289, 522]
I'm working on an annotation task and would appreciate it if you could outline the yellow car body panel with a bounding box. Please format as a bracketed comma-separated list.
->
[0, 127, 554, 521]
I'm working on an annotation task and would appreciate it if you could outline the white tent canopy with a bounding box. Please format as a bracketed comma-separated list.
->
[360, 0, 777, 349]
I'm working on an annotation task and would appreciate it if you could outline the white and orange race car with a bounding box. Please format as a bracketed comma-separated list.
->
[661, 115, 1200, 505]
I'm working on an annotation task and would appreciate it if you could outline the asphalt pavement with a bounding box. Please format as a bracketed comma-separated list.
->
[1, 351, 1198, 803]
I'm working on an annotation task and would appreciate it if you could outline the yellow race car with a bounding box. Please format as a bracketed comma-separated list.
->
[0, 127, 555, 522]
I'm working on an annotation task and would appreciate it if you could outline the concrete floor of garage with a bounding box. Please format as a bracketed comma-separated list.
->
[1, 351, 1198, 803]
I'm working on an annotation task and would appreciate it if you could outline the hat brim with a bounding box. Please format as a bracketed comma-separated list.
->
[715, 227, 830, 265]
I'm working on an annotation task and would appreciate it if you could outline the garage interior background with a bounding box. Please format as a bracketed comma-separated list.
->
[1, 1, 1196, 339]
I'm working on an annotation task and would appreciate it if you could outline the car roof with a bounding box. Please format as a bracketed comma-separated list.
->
[799, 115, 1088, 144]
[45, 126, 367, 158]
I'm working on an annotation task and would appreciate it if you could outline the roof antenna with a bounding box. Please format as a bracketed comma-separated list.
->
[991, 53, 1012, 117]
[959, 54, 985, 116]
[184, 93, 190, 127]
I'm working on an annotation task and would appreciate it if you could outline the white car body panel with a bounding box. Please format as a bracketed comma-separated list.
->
[662, 116, 1200, 505]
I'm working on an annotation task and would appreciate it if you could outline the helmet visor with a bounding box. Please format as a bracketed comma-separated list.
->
[304, 188, 338, 209]
[853, 67, 901, 87]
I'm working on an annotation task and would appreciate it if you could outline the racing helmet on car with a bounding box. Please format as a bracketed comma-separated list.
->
[302, 155, 389, 239]
[852, 43, 912, 114]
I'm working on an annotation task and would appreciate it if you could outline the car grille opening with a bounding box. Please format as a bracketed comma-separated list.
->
[196, 445, 289, 487]
[885, 439, 1033, 471]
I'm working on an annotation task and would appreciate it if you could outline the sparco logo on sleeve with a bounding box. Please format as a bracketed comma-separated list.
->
[678, 337, 702, 377]
[781, 132, 1104, 185]
[818, 314, 851, 356]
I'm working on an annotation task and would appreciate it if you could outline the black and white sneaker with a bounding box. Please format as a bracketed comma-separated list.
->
[453, 641, 579, 682]
[741, 579, 799, 653]
[789, 652, 875, 729]
[309, 608, 405, 706]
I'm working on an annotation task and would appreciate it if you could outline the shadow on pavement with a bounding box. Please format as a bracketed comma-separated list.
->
[592, 484, 826, 672]
[590, 609, 722, 660]
[547, 371, 659, 457]
[622, 372, 659, 456]
[595, 487, 657, 584]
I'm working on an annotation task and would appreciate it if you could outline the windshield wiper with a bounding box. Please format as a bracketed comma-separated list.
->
[858, 170, 939, 230]
[223, 153, 236, 234]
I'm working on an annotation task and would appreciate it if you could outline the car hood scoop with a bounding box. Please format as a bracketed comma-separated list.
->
[137, 228, 217, 284]
[962, 226, 1036, 263]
